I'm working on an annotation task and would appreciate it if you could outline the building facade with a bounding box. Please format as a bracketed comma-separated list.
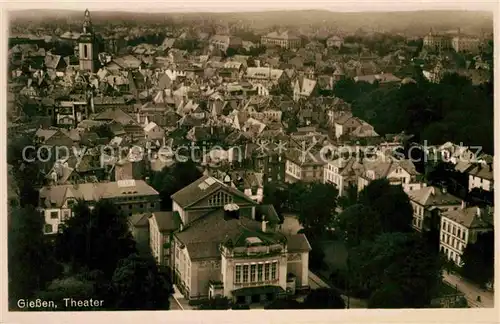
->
[439, 206, 493, 266]
[169, 175, 311, 304]
[261, 31, 301, 49]
[38, 179, 160, 235]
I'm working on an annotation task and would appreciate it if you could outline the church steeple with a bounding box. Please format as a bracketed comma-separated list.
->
[79, 8, 98, 73]
[83, 8, 92, 34]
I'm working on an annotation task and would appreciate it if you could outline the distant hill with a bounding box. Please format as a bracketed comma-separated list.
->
[8, 9, 493, 36]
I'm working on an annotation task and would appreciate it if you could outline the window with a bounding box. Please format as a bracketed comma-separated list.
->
[462, 231, 466, 240]
[257, 264, 263, 282]
[452, 225, 456, 236]
[50, 211, 58, 219]
[242, 265, 249, 283]
[235, 265, 241, 283]
[208, 191, 233, 206]
[63, 211, 70, 220]
[151, 203, 155, 208]
[44, 224, 53, 233]
[457, 228, 462, 238]
[271, 262, 277, 280]
[83, 44, 88, 58]
[264, 263, 270, 280]
[250, 264, 257, 282]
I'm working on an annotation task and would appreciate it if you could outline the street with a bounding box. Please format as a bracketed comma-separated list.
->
[443, 272, 494, 308]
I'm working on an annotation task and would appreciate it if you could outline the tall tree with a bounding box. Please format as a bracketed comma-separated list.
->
[110, 254, 173, 310]
[358, 179, 413, 233]
[349, 232, 442, 308]
[460, 231, 494, 288]
[335, 204, 383, 247]
[150, 160, 203, 210]
[297, 182, 338, 235]
[302, 288, 345, 309]
[55, 200, 136, 277]
[8, 206, 63, 309]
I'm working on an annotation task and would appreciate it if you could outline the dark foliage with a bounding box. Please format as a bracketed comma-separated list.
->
[459, 231, 494, 287]
[54, 200, 137, 277]
[358, 179, 413, 233]
[334, 72, 493, 154]
[150, 160, 203, 210]
[8, 206, 63, 309]
[110, 254, 173, 310]
[302, 288, 345, 309]
[349, 232, 442, 308]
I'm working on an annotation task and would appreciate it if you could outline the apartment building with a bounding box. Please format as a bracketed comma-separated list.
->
[38, 179, 160, 235]
[284, 148, 325, 183]
[440, 205, 493, 266]
[407, 186, 462, 232]
[261, 31, 301, 49]
[323, 157, 363, 196]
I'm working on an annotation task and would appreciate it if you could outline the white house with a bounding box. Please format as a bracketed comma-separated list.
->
[467, 161, 494, 192]
[323, 157, 363, 196]
[407, 186, 462, 231]
[149, 211, 180, 267]
[439, 205, 493, 266]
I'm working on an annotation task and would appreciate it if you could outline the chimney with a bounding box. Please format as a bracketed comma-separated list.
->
[262, 219, 268, 233]
[461, 200, 466, 210]
[476, 207, 482, 218]
[442, 187, 447, 194]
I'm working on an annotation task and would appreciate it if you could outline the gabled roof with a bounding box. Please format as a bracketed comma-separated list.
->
[171, 175, 257, 209]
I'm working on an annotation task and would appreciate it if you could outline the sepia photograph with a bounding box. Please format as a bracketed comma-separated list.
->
[1, 0, 497, 322]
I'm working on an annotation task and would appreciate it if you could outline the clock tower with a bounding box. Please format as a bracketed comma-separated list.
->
[78, 9, 98, 72]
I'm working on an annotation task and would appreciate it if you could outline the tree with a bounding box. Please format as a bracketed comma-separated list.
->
[35, 277, 97, 311]
[8, 206, 63, 309]
[348, 232, 442, 308]
[262, 183, 288, 218]
[110, 254, 173, 310]
[55, 200, 136, 277]
[302, 288, 345, 309]
[337, 183, 358, 209]
[368, 282, 406, 308]
[335, 204, 383, 247]
[358, 179, 413, 233]
[150, 160, 203, 210]
[460, 231, 494, 288]
[297, 183, 338, 235]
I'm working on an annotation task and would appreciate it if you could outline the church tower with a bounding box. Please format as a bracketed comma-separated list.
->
[78, 9, 98, 72]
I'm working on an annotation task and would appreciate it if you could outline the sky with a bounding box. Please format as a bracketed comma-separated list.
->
[4, 0, 497, 13]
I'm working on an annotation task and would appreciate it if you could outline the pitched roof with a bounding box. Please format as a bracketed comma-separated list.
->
[176, 209, 262, 259]
[285, 234, 312, 252]
[408, 186, 462, 207]
[129, 213, 150, 227]
[265, 31, 300, 40]
[39, 180, 158, 208]
[152, 211, 181, 232]
[171, 175, 257, 209]
[442, 206, 493, 229]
